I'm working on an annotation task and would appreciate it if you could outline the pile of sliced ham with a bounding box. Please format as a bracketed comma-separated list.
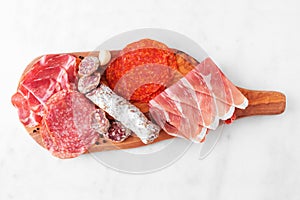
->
[149, 57, 248, 142]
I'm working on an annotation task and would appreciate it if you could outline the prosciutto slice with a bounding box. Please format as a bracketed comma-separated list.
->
[149, 57, 248, 142]
[11, 54, 77, 127]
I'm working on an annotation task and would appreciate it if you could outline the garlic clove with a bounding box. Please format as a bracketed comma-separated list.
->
[98, 50, 111, 66]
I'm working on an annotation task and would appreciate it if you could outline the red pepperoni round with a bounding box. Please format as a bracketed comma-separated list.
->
[105, 39, 178, 102]
[41, 90, 99, 159]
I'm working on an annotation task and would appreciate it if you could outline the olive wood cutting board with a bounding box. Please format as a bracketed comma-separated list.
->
[23, 51, 286, 153]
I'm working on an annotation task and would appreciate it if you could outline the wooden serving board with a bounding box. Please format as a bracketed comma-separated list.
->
[23, 51, 286, 153]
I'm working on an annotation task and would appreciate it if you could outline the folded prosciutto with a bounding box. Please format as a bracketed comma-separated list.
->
[149, 57, 248, 142]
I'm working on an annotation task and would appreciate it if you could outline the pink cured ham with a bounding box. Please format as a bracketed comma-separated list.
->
[197, 58, 248, 119]
[11, 54, 77, 127]
[149, 57, 248, 142]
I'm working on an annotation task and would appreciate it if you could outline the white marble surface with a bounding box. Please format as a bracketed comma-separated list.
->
[1, 0, 300, 199]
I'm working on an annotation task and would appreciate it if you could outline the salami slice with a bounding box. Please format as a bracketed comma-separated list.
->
[105, 39, 178, 102]
[41, 90, 99, 159]
[77, 72, 101, 94]
[78, 56, 99, 77]
[91, 109, 110, 134]
[104, 121, 132, 142]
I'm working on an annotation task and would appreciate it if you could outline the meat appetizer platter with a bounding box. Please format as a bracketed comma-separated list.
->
[11, 29, 286, 159]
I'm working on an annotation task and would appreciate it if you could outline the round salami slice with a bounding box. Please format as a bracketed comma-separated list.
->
[104, 121, 132, 142]
[78, 56, 99, 77]
[105, 39, 178, 102]
[41, 90, 99, 159]
[77, 72, 101, 94]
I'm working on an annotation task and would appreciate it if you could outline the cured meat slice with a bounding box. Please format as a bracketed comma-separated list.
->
[105, 39, 178, 102]
[150, 94, 208, 142]
[91, 109, 110, 134]
[149, 57, 248, 143]
[104, 121, 132, 142]
[113, 64, 175, 101]
[149, 97, 207, 142]
[196, 58, 248, 115]
[165, 78, 217, 129]
[11, 92, 42, 126]
[149, 94, 182, 134]
[41, 90, 100, 159]
[182, 73, 218, 128]
[22, 54, 77, 85]
[11, 54, 77, 127]
[78, 56, 99, 77]
[77, 72, 101, 94]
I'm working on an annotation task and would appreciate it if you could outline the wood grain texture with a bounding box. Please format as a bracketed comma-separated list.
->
[235, 87, 286, 119]
[21, 51, 286, 154]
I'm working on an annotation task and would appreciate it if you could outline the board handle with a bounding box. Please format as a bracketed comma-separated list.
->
[235, 87, 286, 119]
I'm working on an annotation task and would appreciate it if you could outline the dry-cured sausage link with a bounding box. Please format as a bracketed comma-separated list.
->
[86, 84, 161, 144]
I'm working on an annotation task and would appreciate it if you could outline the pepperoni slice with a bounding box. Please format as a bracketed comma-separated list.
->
[41, 90, 99, 159]
[105, 39, 178, 102]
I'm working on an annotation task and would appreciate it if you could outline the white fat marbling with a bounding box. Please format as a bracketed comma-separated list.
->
[1, 0, 300, 200]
